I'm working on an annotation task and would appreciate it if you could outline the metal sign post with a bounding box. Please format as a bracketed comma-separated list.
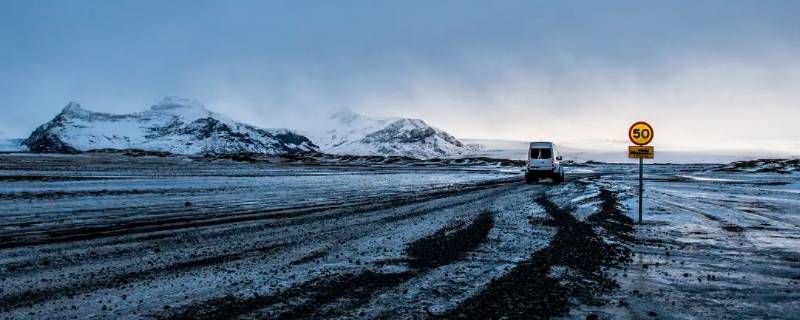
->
[628, 121, 654, 225]
[638, 157, 643, 224]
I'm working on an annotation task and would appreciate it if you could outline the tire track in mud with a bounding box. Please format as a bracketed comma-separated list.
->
[163, 271, 417, 320]
[0, 181, 518, 277]
[406, 210, 495, 269]
[0, 188, 497, 276]
[0, 182, 517, 315]
[1, 185, 386, 226]
[0, 186, 241, 201]
[437, 189, 633, 319]
[0, 178, 520, 249]
[0, 175, 129, 182]
[0, 242, 293, 311]
[0, 192, 381, 251]
[164, 211, 498, 319]
[278, 211, 499, 319]
[647, 188, 762, 233]
[695, 193, 800, 230]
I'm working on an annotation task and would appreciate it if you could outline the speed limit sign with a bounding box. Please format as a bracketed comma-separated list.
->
[628, 121, 654, 146]
[628, 121, 654, 225]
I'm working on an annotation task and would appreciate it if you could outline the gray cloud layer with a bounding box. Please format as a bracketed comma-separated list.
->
[1, 0, 798, 151]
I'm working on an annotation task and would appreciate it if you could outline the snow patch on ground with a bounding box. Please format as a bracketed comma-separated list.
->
[566, 165, 800, 319]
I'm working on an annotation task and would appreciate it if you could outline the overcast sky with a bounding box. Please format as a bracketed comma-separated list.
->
[1, 0, 798, 150]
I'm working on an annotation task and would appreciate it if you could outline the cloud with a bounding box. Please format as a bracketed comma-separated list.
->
[0, 0, 798, 153]
[312, 48, 800, 151]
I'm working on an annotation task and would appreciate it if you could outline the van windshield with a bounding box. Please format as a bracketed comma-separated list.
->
[530, 148, 552, 159]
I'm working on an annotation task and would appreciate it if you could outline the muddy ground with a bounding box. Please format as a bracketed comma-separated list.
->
[0, 153, 798, 319]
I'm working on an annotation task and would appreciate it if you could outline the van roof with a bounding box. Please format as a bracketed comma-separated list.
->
[529, 142, 554, 147]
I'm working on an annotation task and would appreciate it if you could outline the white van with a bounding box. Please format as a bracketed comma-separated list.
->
[525, 142, 564, 184]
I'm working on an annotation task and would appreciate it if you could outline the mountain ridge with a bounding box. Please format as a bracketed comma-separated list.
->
[303, 110, 467, 159]
[22, 97, 318, 155]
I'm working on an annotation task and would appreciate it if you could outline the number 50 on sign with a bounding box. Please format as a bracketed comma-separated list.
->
[628, 121, 654, 146]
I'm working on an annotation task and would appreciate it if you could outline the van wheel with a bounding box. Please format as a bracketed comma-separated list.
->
[525, 174, 537, 184]
[552, 173, 564, 184]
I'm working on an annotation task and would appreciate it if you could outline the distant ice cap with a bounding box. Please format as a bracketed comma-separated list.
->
[149, 96, 215, 121]
[330, 108, 358, 120]
[151, 96, 206, 111]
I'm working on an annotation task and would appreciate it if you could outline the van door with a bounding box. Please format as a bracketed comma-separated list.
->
[529, 147, 553, 170]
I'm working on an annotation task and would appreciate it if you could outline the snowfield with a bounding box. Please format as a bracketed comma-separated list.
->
[0, 154, 798, 319]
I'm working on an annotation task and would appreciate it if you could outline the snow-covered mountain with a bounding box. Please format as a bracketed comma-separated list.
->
[304, 110, 467, 159]
[23, 97, 318, 155]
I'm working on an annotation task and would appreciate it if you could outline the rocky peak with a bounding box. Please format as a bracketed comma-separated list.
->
[61, 101, 83, 112]
[57, 102, 91, 118]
